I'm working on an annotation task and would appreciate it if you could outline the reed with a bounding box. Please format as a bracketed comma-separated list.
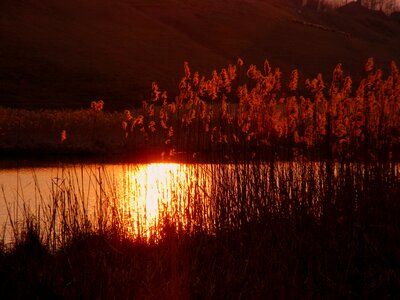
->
[0, 58, 399, 298]
[122, 58, 400, 162]
[1, 58, 399, 161]
[0, 160, 398, 299]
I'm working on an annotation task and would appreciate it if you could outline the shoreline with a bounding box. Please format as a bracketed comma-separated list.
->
[1, 146, 400, 169]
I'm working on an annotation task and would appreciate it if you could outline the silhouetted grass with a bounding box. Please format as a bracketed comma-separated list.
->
[0, 160, 399, 299]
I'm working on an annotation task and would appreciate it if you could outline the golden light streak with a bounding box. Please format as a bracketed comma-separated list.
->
[118, 163, 184, 237]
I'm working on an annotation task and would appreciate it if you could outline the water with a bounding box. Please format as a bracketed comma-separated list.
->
[0, 163, 231, 243]
[1, 161, 398, 245]
[0, 162, 319, 240]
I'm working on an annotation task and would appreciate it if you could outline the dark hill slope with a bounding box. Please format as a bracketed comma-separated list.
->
[0, 0, 399, 109]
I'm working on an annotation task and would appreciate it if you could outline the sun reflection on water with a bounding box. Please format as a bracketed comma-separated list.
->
[2, 161, 386, 243]
[118, 163, 186, 237]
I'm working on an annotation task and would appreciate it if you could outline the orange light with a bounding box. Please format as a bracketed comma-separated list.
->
[118, 163, 182, 237]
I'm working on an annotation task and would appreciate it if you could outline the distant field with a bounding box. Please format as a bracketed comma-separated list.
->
[0, 0, 400, 109]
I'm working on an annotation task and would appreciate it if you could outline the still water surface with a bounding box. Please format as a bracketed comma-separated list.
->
[0, 163, 217, 242]
[1, 162, 397, 244]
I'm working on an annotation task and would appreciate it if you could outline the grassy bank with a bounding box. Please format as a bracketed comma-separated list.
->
[0, 161, 399, 299]
[2, 0, 400, 110]
[0, 107, 124, 157]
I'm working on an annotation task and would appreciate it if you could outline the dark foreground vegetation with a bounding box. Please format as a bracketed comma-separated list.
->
[0, 161, 399, 299]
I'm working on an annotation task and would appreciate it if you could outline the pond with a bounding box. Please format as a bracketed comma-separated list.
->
[0, 163, 209, 242]
[1, 161, 398, 245]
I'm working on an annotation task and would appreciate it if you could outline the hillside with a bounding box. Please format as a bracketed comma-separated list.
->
[1, 0, 400, 109]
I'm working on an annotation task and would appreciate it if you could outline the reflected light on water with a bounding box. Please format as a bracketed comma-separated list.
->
[0, 162, 207, 242]
[118, 163, 187, 237]
[2, 161, 397, 244]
